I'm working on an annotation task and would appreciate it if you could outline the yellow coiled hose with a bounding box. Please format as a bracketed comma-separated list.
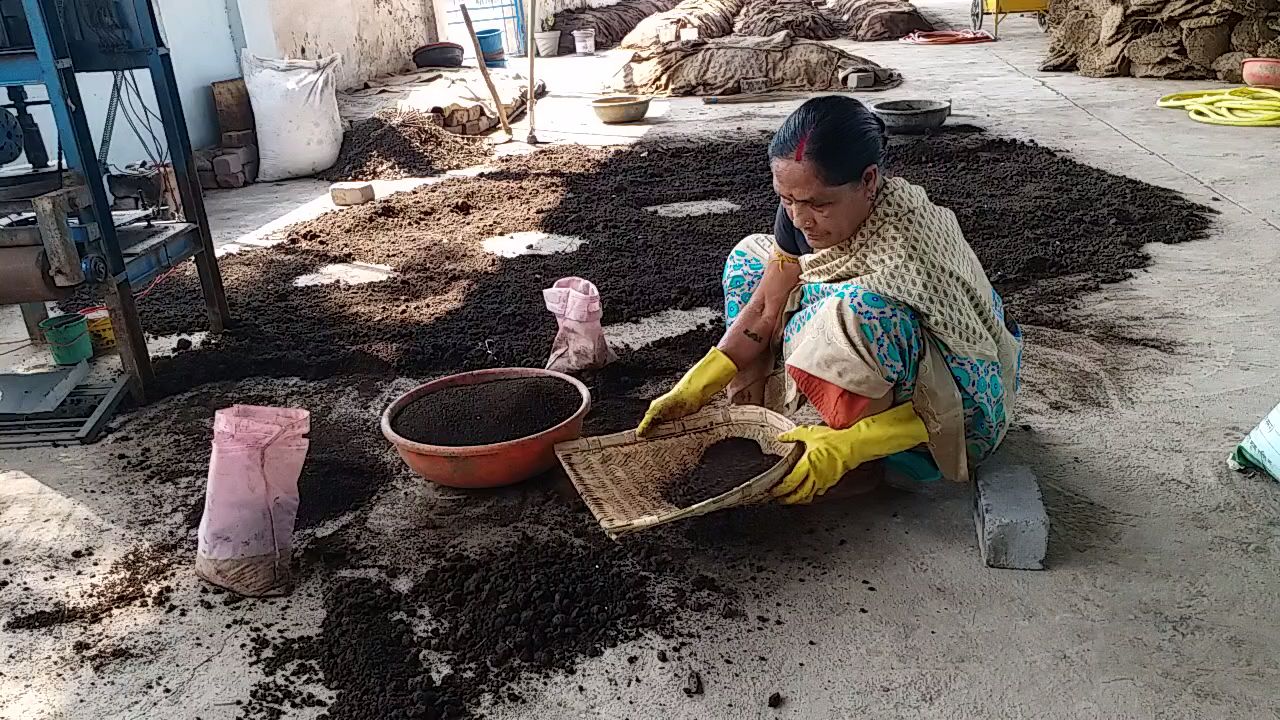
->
[1157, 87, 1280, 127]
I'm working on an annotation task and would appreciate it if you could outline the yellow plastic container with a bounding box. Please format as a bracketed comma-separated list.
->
[85, 310, 117, 355]
[982, 0, 1045, 13]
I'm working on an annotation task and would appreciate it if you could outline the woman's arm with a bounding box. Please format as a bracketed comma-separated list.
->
[717, 247, 803, 366]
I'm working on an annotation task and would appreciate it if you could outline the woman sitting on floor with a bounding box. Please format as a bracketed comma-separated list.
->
[638, 95, 1023, 503]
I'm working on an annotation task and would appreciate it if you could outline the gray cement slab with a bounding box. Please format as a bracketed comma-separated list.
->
[2, 1, 1279, 717]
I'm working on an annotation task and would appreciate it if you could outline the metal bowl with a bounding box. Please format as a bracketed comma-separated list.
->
[591, 95, 652, 124]
[871, 99, 952, 134]
[381, 368, 591, 488]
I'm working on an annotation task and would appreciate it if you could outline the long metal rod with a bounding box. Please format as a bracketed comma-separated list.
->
[525, 0, 538, 143]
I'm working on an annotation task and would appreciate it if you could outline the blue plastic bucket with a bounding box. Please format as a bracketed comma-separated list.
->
[475, 28, 506, 68]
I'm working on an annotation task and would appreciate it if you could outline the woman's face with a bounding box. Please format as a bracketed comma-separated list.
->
[772, 157, 878, 250]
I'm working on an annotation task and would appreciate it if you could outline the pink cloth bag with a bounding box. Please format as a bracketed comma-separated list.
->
[543, 277, 616, 373]
[195, 405, 310, 597]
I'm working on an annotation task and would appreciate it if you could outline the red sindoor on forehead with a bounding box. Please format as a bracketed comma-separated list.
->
[794, 131, 809, 162]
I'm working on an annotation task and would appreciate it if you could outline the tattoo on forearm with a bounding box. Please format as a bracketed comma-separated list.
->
[743, 328, 764, 343]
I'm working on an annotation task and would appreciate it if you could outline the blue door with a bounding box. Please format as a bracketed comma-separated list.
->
[443, 0, 526, 58]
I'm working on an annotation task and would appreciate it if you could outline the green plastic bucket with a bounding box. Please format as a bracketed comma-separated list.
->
[39, 313, 93, 365]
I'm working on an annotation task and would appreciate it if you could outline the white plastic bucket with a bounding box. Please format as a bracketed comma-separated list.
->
[572, 28, 597, 55]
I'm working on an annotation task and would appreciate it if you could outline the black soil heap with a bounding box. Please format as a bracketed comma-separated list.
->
[390, 377, 582, 446]
[64, 131, 1212, 400]
[319, 109, 493, 182]
[663, 438, 782, 508]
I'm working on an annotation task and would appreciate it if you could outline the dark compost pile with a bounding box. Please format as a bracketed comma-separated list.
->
[95, 131, 1212, 399]
[663, 438, 782, 508]
[319, 109, 492, 182]
[390, 377, 582, 446]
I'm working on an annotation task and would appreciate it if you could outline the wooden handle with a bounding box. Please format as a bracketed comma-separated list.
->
[459, 5, 512, 136]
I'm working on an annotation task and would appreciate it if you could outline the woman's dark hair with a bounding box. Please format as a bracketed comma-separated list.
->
[768, 96, 886, 187]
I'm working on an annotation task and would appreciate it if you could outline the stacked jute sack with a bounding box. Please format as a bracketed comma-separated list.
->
[827, 0, 934, 41]
[551, 0, 681, 54]
[733, 0, 841, 39]
[1042, 0, 1280, 81]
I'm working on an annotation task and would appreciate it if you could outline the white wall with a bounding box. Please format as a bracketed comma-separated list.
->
[23, 0, 240, 170]
[267, 0, 437, 90]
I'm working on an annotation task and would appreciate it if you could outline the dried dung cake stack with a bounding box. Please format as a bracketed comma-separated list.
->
[732, 0, 840, 39]
[319, 108, 492, 182]
[620, 0, 748, 48]
[1042, 0, 1280, 81]
[552, 0, 682, 54]
[827, 0, 934, 41]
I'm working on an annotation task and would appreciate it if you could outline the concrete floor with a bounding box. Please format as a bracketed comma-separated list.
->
[3, 1, 1279, 717]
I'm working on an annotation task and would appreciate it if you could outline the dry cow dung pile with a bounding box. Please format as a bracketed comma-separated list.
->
[620, 0, 747, 47]
[551, 0, 681, 54]
[611, 32, 902, 95]
[732, 0, 840, 39]
[320, 109, 492, 182]
[828, 0, 935, 41]
[1042, 0, 1280, 80]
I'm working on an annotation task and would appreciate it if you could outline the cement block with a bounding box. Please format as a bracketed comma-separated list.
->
[974, 462, 1048, 570]
[198, 170, 218, 190]
[220, 144, 258, 164]
[243, 161, 259, 183]
[193, 150, 215, 172]
[215, 172, 246, 189]
[212, 153, 242, 175]
[464, 119, 483, 135]
[221, 129, 256, 148]
[329, 181, 375, 206]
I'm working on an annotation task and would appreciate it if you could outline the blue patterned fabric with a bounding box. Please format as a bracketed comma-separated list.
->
[722, 244, 1021, 465]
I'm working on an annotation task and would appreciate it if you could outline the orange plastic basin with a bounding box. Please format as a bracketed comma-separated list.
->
[380, 367, 591, 488]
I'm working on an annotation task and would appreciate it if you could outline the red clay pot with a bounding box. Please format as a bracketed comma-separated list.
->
[380, 368, 591, 488]
[1242, 57, 1280, 89]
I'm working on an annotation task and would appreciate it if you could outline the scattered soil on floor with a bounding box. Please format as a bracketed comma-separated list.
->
[663, 438, 781, 508]
[319, 109, 493, 182]
[67, 132, 1212, 400]
[4, 545, 174, 630]
[242, 495, 737, 720]
[391, 377, 582, 446]
[45, 132, 1216, 717]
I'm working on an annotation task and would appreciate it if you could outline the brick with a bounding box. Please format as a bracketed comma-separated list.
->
[221, 144, 258, 164]
[243, 160, 259, 184]
[446, 108, 469, 126]
[329, 181, 375, 206]
[194, 149, 215, 172]
[212, 153, 242, 175]
[974, 461, 1048, 570]
[198, 170, 218, 190]
[846, 72, 876, 89]
[215, 172, 246, 189]
[443, 124, 463, 135]
[221, 129, 256, 148]
[464, 119, 483, 135]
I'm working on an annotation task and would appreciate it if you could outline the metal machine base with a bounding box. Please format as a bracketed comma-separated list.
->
[0, 375, 129, 447]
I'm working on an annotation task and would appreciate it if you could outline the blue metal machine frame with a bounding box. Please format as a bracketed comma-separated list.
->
[0, 0, 229, 400]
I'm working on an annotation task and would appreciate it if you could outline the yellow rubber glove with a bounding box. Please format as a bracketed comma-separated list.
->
[770, 402, 929, 505]
[637, 348, 737, 437]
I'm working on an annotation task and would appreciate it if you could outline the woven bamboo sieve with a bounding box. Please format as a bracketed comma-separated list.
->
[555, 406, 802, 537]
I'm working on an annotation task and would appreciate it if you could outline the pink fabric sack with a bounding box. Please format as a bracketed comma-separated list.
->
[195, 405, 310, 597]
[543, 277, 616, 372]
